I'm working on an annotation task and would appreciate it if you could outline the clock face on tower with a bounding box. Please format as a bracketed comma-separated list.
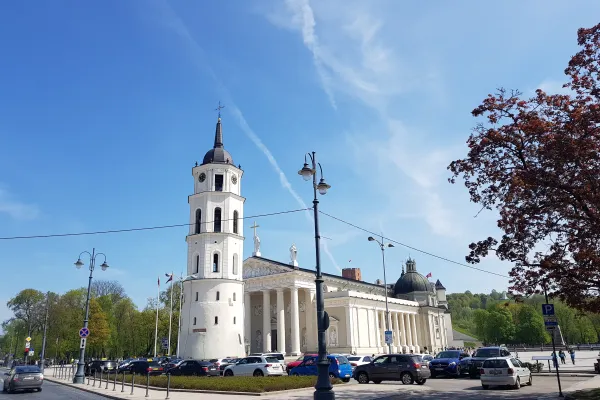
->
[231, 175, 238, 185]
[198, 173, 206, 182]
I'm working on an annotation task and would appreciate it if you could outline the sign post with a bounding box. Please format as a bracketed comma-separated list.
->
[542, 293, 563, 397]
[161, 338, 169, 350]
[80, 338, 87, 349]
[384, 331, 393, 345]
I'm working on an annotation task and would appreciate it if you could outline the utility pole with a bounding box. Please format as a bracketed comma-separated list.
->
[40, 292, 50, 373]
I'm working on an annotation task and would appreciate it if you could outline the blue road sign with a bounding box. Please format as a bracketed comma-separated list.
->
[544, 320, 558, 326]
[542, 304, 555, 316]
[79, 327, 90, 338]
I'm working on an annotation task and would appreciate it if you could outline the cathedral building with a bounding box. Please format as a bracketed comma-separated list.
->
[179, 117, 453, 359]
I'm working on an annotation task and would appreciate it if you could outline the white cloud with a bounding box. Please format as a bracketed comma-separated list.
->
[537, 79, 573, 95]
[0, 187, 39, 220]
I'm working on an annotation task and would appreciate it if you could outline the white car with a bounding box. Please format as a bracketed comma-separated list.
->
[249, 353, 286, 372]
[480, 357, 532, 390]
[223, 356, 285, 377]
[414, 354, 433, 366]
[346, 355, 373, 371]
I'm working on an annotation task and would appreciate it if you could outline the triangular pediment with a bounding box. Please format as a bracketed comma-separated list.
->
[243, 258, 293, 279]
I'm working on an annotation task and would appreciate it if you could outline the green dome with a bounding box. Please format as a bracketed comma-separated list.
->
[394, 271, 431, 295]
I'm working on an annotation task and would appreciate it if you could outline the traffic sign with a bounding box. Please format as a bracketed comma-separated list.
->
[79, 327, 90, 338]
[542, 304, 555, 316]
[384, 330, 393, 344]
[26, 337, 31, 342]
[80, 338, 87, 349]
[161, 338, 168, 349]
[29, 350, 34, 356]
[25, 342, 31, 349]
[544, 316, 558, 326]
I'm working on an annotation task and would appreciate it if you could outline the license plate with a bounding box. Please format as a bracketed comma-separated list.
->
[491, 370, 501, 375]
[436, 368, 444, 371]
[344, 374, 350, 377]
[272, 365, 279, 368]
[23, 377, 34, 380]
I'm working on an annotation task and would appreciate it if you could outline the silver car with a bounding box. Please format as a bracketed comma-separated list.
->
[3, 365, 44, 393]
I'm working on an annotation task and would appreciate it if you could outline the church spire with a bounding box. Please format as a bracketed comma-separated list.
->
[213, 117, 223, 148]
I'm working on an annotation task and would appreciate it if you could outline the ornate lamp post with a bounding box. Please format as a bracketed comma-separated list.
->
[72, 248, 109, 384]
[298, 152, 334, 400]
[368, 236, 394, 354]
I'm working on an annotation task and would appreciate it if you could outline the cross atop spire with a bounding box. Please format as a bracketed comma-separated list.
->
[215, 101, 225, 119]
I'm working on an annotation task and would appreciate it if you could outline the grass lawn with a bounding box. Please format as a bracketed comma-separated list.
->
[113, 374, 342, 393]
[566, 388, 600, 399]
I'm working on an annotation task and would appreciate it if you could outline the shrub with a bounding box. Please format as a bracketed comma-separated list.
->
[115, 374, 342, 393]
[521, 362, 543, 373]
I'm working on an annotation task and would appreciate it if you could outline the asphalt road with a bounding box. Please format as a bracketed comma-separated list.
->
[0, 369, 107, 400]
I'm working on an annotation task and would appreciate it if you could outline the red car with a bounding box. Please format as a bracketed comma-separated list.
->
[286, 354, 317, 375]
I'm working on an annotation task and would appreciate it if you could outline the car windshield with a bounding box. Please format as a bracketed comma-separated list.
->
[346, 356, 361, 361]
[265, 357, 279, 363]
[435, 351, 460, 359]
[475, 348, 501, 358]
[15, 366, 41, 373]
[483, 359, 509, 368]
[335, 356, 349, 365]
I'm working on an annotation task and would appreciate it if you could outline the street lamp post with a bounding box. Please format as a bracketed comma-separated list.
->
[72, 248, 109, 384]
[368, 236, 394, 354]
[298, 152, 334, 400]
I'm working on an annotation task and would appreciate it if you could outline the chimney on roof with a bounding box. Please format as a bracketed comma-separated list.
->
[342, 267, 362, 281]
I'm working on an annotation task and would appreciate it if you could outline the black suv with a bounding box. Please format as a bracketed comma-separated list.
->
[353, 354, 431, 385]
[466, 347, 511, 378]
[85, 360, 117, 376]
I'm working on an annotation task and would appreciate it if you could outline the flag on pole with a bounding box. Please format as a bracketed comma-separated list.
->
[425, 272, 432, 279]
[158, 276, 160, 286]
[165, 273, 173, 283]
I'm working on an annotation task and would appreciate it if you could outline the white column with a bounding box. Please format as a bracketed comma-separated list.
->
[427, 314, 435, 354]
[262, 290, 271, 352]
[276, 289, 286, 354]
[354, 307, 361, 348]
[405, 313, 413, 352]
[399, 312, 406, 352]
[290, 287, 300, 356]
[392, 313, 399, 352]
[366, 309, 373, 347]
[304, 289, 317, 351]
[244, 292, 251, 353]
[440, 314, 447, 349]
[411, 313, 420, 353]
[345, 306, 355, 350]
[374, 310, 381, 351]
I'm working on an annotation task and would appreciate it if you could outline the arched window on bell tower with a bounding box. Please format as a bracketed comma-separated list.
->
[214, 207, 222, 232]
[195, 209, 201, 234]
[213, 253, 219, 273]
[233, 210, 239, 234]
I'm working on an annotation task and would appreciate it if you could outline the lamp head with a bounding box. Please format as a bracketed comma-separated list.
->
[100, 261, 109, 271]
[316, 178, 331, 195]
[74, 259, 84, 269]
[387, 243, 394, 248]
[368, 237, 375, 241]
[298, 163, 314, 181]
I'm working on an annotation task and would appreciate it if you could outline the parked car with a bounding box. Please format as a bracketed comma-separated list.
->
[466, 346, 512, 378]
[346, 355, 373, 371]
[167, 359, 215, 376]
[480, 357, 532, 390]
[413, 354, 433, 367]
[3, 365, 44, 393]
[118, 360, 165, 376]
[286, 354, 317, 375]
[249, 353, 286, 372]
[429, 350, 470, 378]
[209, 358, 238, 375]
[85, 360, 117, 376]
[163, 359, 183, 371]
[289, 355, 352, 382]
[223, 356, 285, 377]
[353, 354, 430, 385]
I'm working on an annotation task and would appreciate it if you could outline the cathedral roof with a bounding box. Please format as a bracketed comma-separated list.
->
[435, 279, 446, 290]
[393, 258, 433, 296]
[202, 118, 234, 165]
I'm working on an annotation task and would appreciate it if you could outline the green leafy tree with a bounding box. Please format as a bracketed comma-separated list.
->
[87, 298, 110, 356]
[485, 308, 515, 344]
[473, 309, 490, 342]
[515, 305, 549, 345]
[6, 289, 45, 337]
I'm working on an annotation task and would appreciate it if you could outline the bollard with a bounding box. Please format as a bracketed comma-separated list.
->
[87, 374, 90, 385]
[121, 371, 125, 393]
[59, 365, 62, 379]
[130, 372, 135, 395]
[100, 370, 104, 388]
[93, 371, 96, 387]
[105, 370, 109, 389]
[145, 372, 150, 398]
[165, 373, 171, 400]
[113, 369, 117, 391]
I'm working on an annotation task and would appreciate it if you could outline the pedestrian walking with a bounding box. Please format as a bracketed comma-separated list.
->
[559, 350, 566, 364]
[570, 349, 576, 365]
[551, 351, 558, 370]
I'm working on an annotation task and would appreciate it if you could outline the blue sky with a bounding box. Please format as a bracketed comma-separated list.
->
[1, 0, 600, 327]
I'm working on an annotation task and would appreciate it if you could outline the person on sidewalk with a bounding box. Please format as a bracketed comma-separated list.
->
[570, 349, 576, 365]
[559, 350, 566, 364]
[551, 351, 559, 370]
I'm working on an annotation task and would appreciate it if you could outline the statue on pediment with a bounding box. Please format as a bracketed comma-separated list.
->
[289, 243, 298, 266]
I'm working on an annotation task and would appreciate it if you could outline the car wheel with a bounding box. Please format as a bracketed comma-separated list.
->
[528, 374, 533, 386]
[2, 386, 6, 393]
[482, 384, 489, 390]
[292, 372, 300, 376]
[417, 378, 427, 385]
[400, 372, 414, 385]
[38, 388, 43, 392]
[329, 373, 336, 379]
[224, 370, 233, 377]
[455, 366, 461, 377]
[357, 372, 369, 384]
[469, 373, 477, 379]
[342, 378, 350, 383]
[514, 377, 521, 390]
[430, 372, 437, 379]
[253, 369, 264, 377]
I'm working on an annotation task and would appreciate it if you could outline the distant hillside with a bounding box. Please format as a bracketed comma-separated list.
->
[447, 289, 507, 340]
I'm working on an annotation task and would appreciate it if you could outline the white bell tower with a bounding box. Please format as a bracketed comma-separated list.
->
[180, 114, 246, 359]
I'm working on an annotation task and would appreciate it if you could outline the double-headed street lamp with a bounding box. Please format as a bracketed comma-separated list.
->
[368, 236, 394, 354]
[298, 152, 334, 400]
[72, 248, 109, 384]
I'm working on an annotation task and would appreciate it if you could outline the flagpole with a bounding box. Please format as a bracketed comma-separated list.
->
[168, 272, 174, 356]
[176, 273, 183, 358]
[154, 277, 159, 357]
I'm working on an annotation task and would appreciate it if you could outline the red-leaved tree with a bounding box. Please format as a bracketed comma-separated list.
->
[448, 23, 600, 313]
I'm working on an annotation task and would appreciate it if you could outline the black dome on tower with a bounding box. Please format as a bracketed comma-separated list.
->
[202, 117, 234, 165]
[393, 258, 432, 296]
